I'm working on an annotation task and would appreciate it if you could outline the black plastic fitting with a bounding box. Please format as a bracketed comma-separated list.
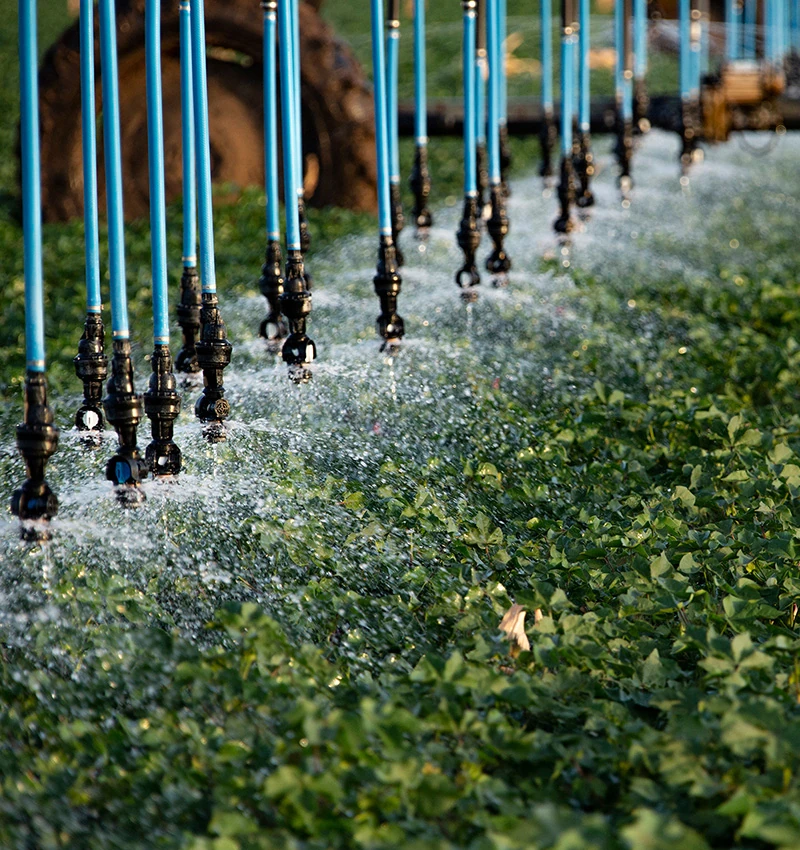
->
[456, 194, 482, 290]
[280, 249, 317, 383]
[554, 154, 575, 235]
[73, 312, 108, 436]
[144, 344, 182, 477]
[614, 118, 634, 198]
[409, 143, 433, 232]
[103, 338, 148, 504]
[194, 292, 233, 438]
[476, 141, 489, 215]
[374, 235, 405, 348]
[297, 195, 312, 256]
[574, 131, 595, 209]
[539, 111, 558, 180]
[499, 123, 512, 197]
[175, 265, 202, 374]
[390, 182, 405, 267]
[486, 184, 511, 283]
[259, 239, 288, 342]
[11, 371, 59, 540]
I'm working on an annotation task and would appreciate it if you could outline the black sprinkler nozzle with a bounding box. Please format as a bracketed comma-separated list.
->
[486, 184, 511, 285]
[456, 194, 482, 292]
[73, 312, 108, 437]
[280, 250, 317, 383]
[574, 131, 595, 209]
[175, 265, 202, 374]
[614, 118, 634, 200]
[539, 111, 558, 181]
[553, 155, 575, 235]
[103, 338, 148, 505]
[374, 235, 405, 351]
[499, 123, 512, 197]
[634, 78, 650, 134]
[12, 371, 59, 540]
[259, 239, 288, 343]
[680, 99, 701, 177]
[194, 293, 233, 439]
[390, 182, 405, 267]
[409, 143, 433, 233]
[144, 344, 182, 477]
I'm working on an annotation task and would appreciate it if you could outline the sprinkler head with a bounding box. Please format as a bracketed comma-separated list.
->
[280, 250, 316, 382]
[374, 236, 405, 348]
[553, 155, 575, 235]
[390, 182, 405, 267]
[259, 239, 288, 344]
[74, 312, 108, 437]
[486, 185, 512, 285]
[144, 345, 182, 477]
[12, 481, 59, 542]
[574, 132, 595, 210]
[614, 120, 634, 201]
[175, 266, 202, 374]
[409, 143, 433, 236]
[456, 194, 481, 293]
[195, 293, 233, 437]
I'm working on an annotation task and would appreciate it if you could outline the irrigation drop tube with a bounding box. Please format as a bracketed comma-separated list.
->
[9, 0, 798, 537]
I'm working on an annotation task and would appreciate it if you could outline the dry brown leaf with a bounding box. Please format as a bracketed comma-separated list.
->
[499, 603, 531, 654]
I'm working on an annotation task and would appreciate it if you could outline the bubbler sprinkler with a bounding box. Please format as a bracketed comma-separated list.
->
[409, 0, 432, 236]
[554, 0, 577, 235]
[613, 0, 634, 202]
[475, 0, 490, 216]
[573, 0, 594, 209]
[143, 0, 182, 476]
[633, 0, 650, 132]
[486, 0, 511, 285]
[13, 0, 59, 540]
[539, 0, 557, 185]
[98, 0, 148, 504]
[371, 0, 405, 347]
[190, 0, 233, 430]
[386, 0, 405, 266]
[259, 0, 287, 345]
[280, 0, 317, 378]
[175, 0, 201, 374]
[456, 0, 482, 299]
[73, 0, 107, 440]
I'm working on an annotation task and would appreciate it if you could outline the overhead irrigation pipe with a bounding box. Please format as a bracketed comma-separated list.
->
[456, 0, 482, 295]
[259, 0, 287, 345]
[370, 0, 405, 348]
[409, 0, 433, 235]
[486, 0, 511, 282]
[279, 0, 317, 378]
[12, 0, 59, 540]
[386, 0, 405, 266]
[99, 0, 148, 502]
[190, 0, 233, 428]
[554, 0, 576, 233]
[614, 0, 635, 200]
[73, 0, 108, 439]
[476, 0, 489, 213]
[175, 0, 201, 374]
[574, 0, 595, 208]
[143, 0, 182, 477]
[539, 0, 557, 181]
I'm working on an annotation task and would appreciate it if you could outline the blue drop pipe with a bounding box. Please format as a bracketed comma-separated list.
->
[190, 0, 217, 293]
[387, 11, 401, 186]
[560, 13, 575, 156]
[487, 0, 501, 183]
[19, 0, 46, 371]
[614, 0, 624, 105]
[179, 0, 196, 269]
[281, 0, 304, 247]
[476, 43, 487, 146]
[690, 2, 701, 98]
[792, 0, 800, 52]
[679, 0, 691, 99]
[99, 0, 131, 339]
[765, 0, 774, 63]
[146, 0, 170, 346]
[499, 0, 508, 127]
[743, 0, 756, 58]
[263, 1, 280, 242]
[290, 0, 303, 203]
[462, 1, 478, 197]
[578, 0, 590, 131]
[541, 0, 553, 113]
[700, 4, 710, 74]
[414, 0, 428, 145]
[80, 0, 101, 315]
[726, 0, 741, 60]
[634, 0, 647, 80]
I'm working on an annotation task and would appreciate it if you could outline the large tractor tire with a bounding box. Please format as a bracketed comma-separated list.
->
[37, 0, 377, 222]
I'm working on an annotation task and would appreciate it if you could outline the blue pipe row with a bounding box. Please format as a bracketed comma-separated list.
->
[179, 1, 197, 269]
[263, 1, 281, 242]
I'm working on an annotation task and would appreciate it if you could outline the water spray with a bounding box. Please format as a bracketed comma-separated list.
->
[259, 0, 287, 344]
[409, 0, 433, 236]
[633, 0, 650, 132]
[456, 0, 482, 297]
[614, 0, 634, 201]
[191, 0, 233, 431]
[99, 0, 148, 503]
[175, 0, 201, 374]
[486, 0, 511, 283]
[539, 0, 557, 183]
[554, 0, 577, 234]
[573, 0, 594, 209]
[73, 0, 108, 440]
[13, 0, 59, 539]
[387, 0, 405, 266]
[143, 0, 182, 477]
[371, 0, 405, 347]
[280, 0, 317, 377]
